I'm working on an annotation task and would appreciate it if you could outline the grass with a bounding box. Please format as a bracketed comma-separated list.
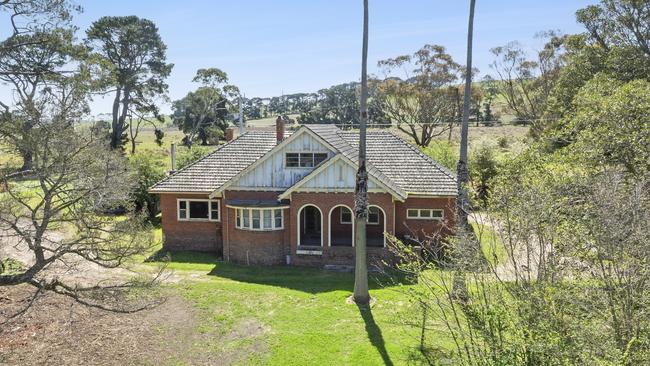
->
[149, 251, 456, 365]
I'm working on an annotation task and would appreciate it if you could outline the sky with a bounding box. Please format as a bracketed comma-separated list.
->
[1, 0, 597, 115]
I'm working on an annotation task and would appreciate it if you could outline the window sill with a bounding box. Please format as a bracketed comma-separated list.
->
[296, 248, 323, 255]
[178, 219, 220, 223]
[235, 227, 284, 232]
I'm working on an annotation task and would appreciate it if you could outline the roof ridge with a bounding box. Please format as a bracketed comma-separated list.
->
[386, 131, 458, 181]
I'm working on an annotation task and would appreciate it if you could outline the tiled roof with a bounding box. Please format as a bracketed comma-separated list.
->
[149, 125, 457, 197]
[149, 131, 283, 193]
[338, 131, 458, 196]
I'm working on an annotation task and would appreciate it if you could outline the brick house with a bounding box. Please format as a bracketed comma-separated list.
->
[149, 121, 457, 267]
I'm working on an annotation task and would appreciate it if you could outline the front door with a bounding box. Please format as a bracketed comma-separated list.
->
[304, 206, 321, 234]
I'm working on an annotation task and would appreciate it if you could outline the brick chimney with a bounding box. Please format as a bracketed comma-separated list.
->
[225, 127, 236, 142]
[275, 116, 285, 144]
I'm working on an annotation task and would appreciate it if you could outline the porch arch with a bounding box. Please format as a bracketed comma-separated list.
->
[297, 204, 323, 247]
[367, 205, 387, 247]
[328, 204, 354, 247]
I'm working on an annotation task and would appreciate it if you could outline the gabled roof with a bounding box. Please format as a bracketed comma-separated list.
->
[149, 131, 287, 193]
[149, 125, 457, 197]
[338, 131, 457, 196]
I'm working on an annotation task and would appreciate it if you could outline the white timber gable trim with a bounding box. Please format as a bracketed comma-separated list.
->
[278, 155, 405, 201]
[209, 127, 337, 198]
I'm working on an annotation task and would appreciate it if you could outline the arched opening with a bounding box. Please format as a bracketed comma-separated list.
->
[329, 205, 353, 246]
[367, 205, 386, 247]
[298, 204, 322, 247]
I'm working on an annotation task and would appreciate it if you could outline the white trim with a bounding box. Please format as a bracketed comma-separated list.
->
[285, 151, 329, 168]
[177, 198, 220, 222]
[152, 191, 222, 197]
[226, 187, 286, 192]
[328, 204, 354, 247]
[406, 208, 444, 221]
[339, 206, 352, 224]
[234, 207, 284, 231]
[209, 127, 333, 198]
[278, 155, 402, 201]
[368, 205, 387, 247]
[297, 204, 323, 247]
[367, 206, 381, 225]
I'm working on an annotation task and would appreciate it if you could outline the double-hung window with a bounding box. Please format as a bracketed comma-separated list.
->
[235, 208, 284, 231]
[285, 153, 328, 168]
[178, 199, 220, 221]
[406, 208, 443, 221]
[367, 207, 381, 225]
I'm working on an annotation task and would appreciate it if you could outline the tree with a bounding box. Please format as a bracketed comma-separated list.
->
[377, 45, 462, 147]
[456, 0, 476, 229]
[0, 111, 159, 316]
[129, 152, 165, 218]
[86, 16, 172, 150]
[353, 0, 370, 306]
[0, 0, 82, 171]
[172, 68, 238, 147]
[489, 31, 567, 137]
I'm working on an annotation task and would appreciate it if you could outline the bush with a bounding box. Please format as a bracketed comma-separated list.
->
[176, 146, 211, 170]
[421, 141, 458, 171]
[129, 153, 166, 219]
[496, 136, 509, 149]
[470, 145, 499, 207]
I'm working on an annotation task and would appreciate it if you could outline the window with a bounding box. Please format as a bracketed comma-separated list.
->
[235, 208, 284, 231]
[177, 199, 219, 221]
[406, 208, 443, 221]
[340, 207, 352, 224]
[368, 207, 381, 225]
[285, 152, 328, 168]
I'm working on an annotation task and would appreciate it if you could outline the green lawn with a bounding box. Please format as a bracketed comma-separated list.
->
[151, 251, 455, 365]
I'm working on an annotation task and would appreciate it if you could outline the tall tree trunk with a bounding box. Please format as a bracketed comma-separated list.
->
[110, 88, 122, 150]
[456, 0, 476, 230]
[353, 0, 370, 305]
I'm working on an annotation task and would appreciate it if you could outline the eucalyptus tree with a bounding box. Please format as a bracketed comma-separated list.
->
[376, 45, 461, 146]
[86, 16, 172, 150]
[353, 0, 370, 306]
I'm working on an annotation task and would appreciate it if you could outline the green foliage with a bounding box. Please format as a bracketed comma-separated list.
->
[567, 77, 650, 175]
[129, 153, 166, 218]
[297, 82, 388, 128]
[172, 86, 229, 146]
[176, 146, 211, 171]
[421, 141, 458, 171]
[0, 258, 24, 275]
[471, 145, 499, 206]
[86, 15, 172, 150]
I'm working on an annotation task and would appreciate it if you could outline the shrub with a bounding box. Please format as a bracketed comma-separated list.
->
[497, 136, 509, 149]
[129, 153, 166, 218]
[421, 141, 458, 171]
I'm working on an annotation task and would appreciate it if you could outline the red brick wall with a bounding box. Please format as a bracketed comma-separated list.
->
[223, 190, 289, 265]
[394, 196, 456, 243]
[160, 193, 222, 253]
[288, 192, 394, 266]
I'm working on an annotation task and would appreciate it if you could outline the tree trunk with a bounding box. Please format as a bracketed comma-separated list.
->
[353, 0, 370, 306]
[110, 88, 122, 150]
[456, 0, 476, 230]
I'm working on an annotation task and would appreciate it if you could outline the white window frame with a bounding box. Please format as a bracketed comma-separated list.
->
[177, 199, 220, 222]
[235, 207, 284, 231]
[406, 208, 444, 221]
[367, 206, 381, 225]
[285, 152, 328, 169]
[340, 207, 352, 224]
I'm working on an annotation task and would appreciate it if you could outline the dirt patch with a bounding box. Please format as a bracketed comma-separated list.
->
[0, 285, 201, 366]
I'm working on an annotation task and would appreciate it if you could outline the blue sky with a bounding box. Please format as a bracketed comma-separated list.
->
[2, 0, 596, 115]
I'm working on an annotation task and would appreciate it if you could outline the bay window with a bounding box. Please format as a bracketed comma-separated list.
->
[235, 208, 284, 231]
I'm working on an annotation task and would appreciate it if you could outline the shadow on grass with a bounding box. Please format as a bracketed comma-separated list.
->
[358, 304, 394, 366]
[147, 250, 414, 294]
